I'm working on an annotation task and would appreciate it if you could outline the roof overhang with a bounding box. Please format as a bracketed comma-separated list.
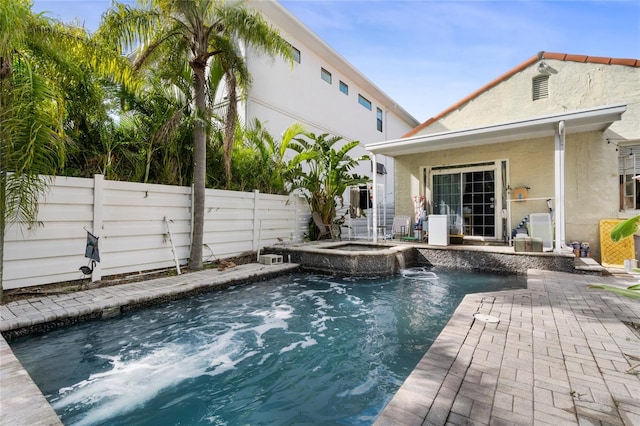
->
[365, 103, 627, 157]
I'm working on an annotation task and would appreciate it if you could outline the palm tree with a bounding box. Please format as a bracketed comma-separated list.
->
[286, 132, 370, 239]
[98, 0, 291, 270]
[0, 0, 134, 302]
[241, 119, 306, 194]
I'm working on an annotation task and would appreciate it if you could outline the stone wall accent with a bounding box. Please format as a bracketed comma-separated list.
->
[415, 246, 575, 274]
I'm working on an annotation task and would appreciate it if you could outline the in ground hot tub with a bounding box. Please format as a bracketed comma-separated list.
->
[268, 242, 416, 276]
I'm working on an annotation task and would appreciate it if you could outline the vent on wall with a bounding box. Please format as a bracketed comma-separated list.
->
[532, 75, 549, 100]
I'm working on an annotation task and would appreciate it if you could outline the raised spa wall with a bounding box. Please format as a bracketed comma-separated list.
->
[266, 243, 576, 276]
[414, 246, 575, 274]
[267, 243, 416, 277]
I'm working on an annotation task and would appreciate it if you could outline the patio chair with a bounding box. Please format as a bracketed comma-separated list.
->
[391, 215, 411, 239]
[312, 212, 336, 240]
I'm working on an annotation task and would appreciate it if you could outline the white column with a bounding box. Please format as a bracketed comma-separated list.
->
[371, 155, 378, 242]
[554, 121, 566, 252]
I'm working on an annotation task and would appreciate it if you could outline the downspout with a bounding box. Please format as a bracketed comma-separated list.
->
[372, 154, 378, 242]
[554, 120, 566, 252]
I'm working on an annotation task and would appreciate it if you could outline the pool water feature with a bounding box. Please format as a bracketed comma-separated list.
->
[10, 269, 526, 426]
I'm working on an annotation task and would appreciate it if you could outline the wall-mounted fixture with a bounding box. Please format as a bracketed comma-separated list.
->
[537, 61, 552, 75]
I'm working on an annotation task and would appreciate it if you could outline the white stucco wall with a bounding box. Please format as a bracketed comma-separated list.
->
[243, 44, 415, 177]
[241, 1, 418, 216]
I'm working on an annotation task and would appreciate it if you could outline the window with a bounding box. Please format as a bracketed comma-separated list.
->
[358, 94, 372, 110]
[619, 144, 640, 210]
[321, 68, 332, 84]
[376, 107, 383, 132]
[339, 81, 348, 95]
[291, 45, 301, 63]
[532, 75, 549, 100]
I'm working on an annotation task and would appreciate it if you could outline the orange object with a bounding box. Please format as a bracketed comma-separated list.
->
[513, 187, 528, 202]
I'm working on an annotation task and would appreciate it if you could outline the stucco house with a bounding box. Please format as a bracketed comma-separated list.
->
[216, 1, 419, 233]
[366, 52, 640, 261]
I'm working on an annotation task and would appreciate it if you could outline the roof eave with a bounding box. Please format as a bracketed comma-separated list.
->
[365, 103, 627, 157]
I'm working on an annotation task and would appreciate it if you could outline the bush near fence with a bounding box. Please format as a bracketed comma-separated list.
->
[3, 175, 309, 290]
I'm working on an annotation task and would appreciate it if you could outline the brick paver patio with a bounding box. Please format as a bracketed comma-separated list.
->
[375, 269, 640, 425]
[1, 265, 638, 425]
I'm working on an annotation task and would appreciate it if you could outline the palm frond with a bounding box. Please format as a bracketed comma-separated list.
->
[588, 284, 640, 300]
[611, 215, 640, 242]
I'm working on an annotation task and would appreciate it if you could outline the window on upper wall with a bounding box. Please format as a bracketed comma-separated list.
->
[321, 68, 332, 84]
[358, 94, 372, 110]
[376, 107, 383, 132]
[339, 81, 348, 95]
[532, 75, 549, 100]
[291, 45, 301, 64]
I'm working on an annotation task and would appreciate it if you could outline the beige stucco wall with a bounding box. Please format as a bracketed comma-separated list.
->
[396, 131, 621, 260]
[417, 60, 640, 140]
[397, 60, 639, 260]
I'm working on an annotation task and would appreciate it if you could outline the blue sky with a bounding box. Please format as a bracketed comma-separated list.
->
[32, 0, 640, 122]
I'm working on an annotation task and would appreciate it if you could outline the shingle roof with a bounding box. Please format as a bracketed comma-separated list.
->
[402, 51, 640, 138]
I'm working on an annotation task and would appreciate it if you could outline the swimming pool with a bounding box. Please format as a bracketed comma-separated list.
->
[10, 268, 526, 425]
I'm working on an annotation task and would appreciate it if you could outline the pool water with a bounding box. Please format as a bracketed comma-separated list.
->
[10, 268, 526, 425]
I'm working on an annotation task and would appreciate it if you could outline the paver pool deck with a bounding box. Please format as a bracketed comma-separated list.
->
[1, 264, 639, 425]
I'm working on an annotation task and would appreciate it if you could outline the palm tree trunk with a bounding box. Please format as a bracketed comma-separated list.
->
[188, 64, 207, 270]
[223, 71, 237, 189]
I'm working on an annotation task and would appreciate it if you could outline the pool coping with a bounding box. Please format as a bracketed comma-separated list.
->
[1, 265, 639, 425]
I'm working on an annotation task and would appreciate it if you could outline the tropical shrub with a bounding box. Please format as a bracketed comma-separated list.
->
[286, 132, 370, 240]
[589, 215, 640, 299]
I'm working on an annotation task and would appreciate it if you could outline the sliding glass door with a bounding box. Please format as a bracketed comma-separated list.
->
[432, 173, 462, 233]
[432, 164, 499, 238]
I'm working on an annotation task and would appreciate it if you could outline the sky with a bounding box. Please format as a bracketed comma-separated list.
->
[32, 0, 640, 123]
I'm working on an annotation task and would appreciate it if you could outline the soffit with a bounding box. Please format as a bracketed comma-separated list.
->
[365, 103, 627, 157]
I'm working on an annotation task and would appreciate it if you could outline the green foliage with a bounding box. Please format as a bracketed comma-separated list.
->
[98, 0, 292, 269]
[203, 119, 306, 194]
[610, 215, 640, 242]
[589, 214, 640, 299]
[1, 0, 135, 225]
[588, 284, 640, 299]
[286, 131, 370, 239]
[0, 0, 138, 300]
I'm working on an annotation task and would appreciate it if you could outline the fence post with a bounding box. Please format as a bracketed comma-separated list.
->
[253, 190, 260, 252]
[291, 193, 299, 242]
[92, 174, 104, 281]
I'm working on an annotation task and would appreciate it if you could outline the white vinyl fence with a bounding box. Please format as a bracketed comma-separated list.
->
[3, 175, 310, 290]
